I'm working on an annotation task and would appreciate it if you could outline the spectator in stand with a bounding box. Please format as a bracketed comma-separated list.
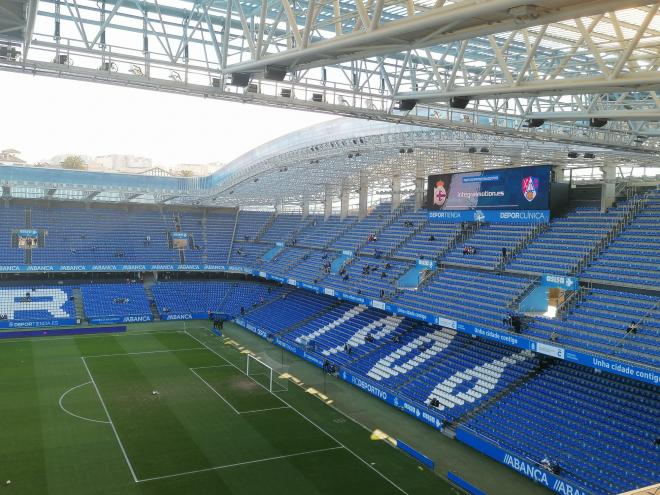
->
[502, 246, 507, 259]
[550, 331, 559, 342]
[428, 234, 436, 241]
[626, 321, 638, 335]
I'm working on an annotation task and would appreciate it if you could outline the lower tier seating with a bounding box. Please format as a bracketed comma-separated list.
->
[463, 362, 660, 495]
[80, 283, 151, 320]
[0, 285, 75, 321]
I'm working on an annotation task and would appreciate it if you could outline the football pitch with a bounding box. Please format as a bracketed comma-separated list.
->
[0, 325, 464, 495]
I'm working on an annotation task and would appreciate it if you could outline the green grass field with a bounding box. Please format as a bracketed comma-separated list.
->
[0, 325, 464, 495]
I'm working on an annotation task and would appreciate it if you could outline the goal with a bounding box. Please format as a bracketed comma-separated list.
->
[246, 353, 289, 393]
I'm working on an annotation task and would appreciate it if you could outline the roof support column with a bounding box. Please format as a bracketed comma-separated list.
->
[391, 171, 401, 211]
[301, 195, 310, 219]
[358, 171, 368, 219]
[414, 160, 426, 210]
[324, 185, 333, 220]
[340, 179, 350, 220]
[600, 163, 616, 213]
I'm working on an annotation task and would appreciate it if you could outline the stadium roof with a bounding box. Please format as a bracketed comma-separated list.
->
[0, 1, 659, 150]
[1, 118, 658, 208]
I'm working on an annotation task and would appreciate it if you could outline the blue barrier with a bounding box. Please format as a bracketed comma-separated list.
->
[455, 427, 593, 495]
[396, 439, 434, 469]
[0, 325, 127, 339]
[447, 472, 487, 495]
[338, 369, 446, 430]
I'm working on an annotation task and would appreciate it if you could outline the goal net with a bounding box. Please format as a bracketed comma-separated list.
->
[246, 353, 289, 393]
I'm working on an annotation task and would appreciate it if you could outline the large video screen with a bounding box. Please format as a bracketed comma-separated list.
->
[427, 165, 551, 211]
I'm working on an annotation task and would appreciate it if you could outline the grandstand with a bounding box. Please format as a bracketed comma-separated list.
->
[1, 3, 660, 495]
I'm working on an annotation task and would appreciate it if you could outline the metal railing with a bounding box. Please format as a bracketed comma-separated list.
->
[570, 191, 650, 276]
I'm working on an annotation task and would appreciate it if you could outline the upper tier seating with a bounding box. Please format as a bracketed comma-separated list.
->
[583, 188, 660, 287]
[0, 205, 28, 265]
[463, 362, 660, 495]
[234, 211, 271, 241]
[31, 207, 177, 264]
[330, 202, 392, 252]
[262, 247, 314, 277]
[80, 283, 151, 319]
[444, 223, 535, 269]
[394, 219, 461, 261]
[507, 201, 634, 275]
[0, 285, 75, 321]
[228, 242, 271, 267]
[201, 211, 236, 263]
[360, 209, 428, 257]
[260, 214, 306, 243]
[296, 216, 356, 248]
[321, 257, 412, 299]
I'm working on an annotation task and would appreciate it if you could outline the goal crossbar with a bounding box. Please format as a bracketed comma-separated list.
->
[246, 353, 289, 393]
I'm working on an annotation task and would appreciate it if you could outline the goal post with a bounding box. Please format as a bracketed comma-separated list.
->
[246, 353, 289, 393]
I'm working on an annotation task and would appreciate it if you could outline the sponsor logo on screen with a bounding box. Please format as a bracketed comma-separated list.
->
[522, 176, 539, 202]
[433, 180, 448, 207]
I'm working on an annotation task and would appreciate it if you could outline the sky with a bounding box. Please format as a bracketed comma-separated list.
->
[0, 71, 335, 166]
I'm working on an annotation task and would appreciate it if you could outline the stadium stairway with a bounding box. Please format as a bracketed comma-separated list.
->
[73, 287, 86, 323]
[254, 211, 278, 241]
[143, 284, 162, 321]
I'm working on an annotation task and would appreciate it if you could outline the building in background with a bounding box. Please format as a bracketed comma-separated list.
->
[0, 148, 25, 164]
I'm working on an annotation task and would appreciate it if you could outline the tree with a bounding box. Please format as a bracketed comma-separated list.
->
[178, 170, 194, 177]
[61, 155, 87, 170]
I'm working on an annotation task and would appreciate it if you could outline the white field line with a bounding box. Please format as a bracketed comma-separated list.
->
[189, 367, 289, 415]
[0, 329, 185, 344]
[240, 406, 290, 414]
[183, 330, 410, 495]
[189, 367, 241, 414]
[136, 446, 345, 483]
[81, 356, 139, 483]
[58, 381, 110, 424]
[83, 347, 204, 358]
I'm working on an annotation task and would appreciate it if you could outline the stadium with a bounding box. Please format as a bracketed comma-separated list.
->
[0, 1, 659, 495]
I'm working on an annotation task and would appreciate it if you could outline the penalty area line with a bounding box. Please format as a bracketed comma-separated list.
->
[136, 446, 345, 483]
[83, 347, 205, 358]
